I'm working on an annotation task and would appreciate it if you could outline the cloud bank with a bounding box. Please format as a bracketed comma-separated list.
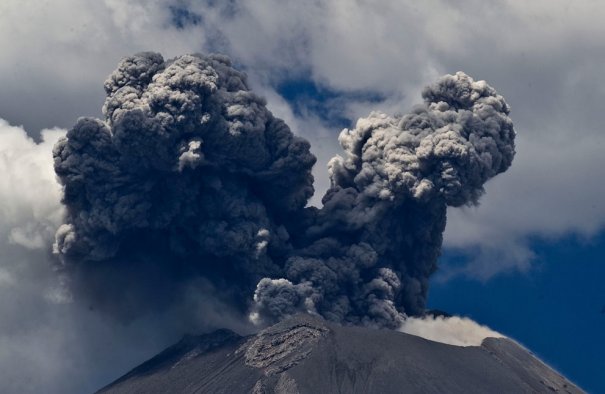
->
[2, 0, 604, 280]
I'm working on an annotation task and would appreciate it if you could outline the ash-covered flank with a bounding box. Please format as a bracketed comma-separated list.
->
[97, 314, 584, 394]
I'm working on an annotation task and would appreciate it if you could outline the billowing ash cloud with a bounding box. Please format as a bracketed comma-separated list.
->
[53, 53, 515, 327]
[53, 52, 316, 318]
[252, 73, 516, 327]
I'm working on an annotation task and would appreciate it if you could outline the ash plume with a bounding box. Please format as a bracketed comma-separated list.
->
[53, 52, 316, 317]
[53, 53, 515, 327]
[252, 72, 516, 327]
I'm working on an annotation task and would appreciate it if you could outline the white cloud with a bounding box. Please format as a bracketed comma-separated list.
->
[0, 120, 65, 246]
[0, 0, 209, 133]
[441, 129, 605, 279]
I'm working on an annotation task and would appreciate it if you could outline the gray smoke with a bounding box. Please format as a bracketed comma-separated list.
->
[252, 72, 516, 327]
[53, 52, 316, 317]
[53, 54, 515, 327]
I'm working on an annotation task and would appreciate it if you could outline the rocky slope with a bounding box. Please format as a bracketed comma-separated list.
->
[97, 314, 583, 393]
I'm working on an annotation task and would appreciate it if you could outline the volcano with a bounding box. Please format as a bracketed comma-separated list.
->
[97, 314, 583, 393]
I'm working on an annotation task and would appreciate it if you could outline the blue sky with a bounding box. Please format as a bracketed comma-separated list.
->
[0, 1, 603, 392]
[432, 234, 605, 393]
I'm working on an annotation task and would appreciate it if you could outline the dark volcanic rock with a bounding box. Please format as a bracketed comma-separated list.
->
[97, 315, 584, 394]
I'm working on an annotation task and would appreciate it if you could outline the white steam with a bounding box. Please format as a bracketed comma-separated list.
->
[399, 315, 503, 347]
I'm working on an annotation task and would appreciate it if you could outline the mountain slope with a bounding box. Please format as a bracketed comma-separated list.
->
[97, 314, 583, 394]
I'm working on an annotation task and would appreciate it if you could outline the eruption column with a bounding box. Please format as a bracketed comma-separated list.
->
[53, 53, 515, 327]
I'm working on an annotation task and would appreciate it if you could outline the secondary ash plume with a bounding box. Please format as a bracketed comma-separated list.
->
[53, 53, 515, 327]
[251, 72, 515, 327]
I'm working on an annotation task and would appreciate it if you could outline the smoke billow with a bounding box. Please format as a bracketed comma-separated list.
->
[53, 52, 316, 317]
[53, 53, 515, 328]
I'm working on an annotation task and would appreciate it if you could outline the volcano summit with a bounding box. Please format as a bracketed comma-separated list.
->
[98, 314, 583, 394]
